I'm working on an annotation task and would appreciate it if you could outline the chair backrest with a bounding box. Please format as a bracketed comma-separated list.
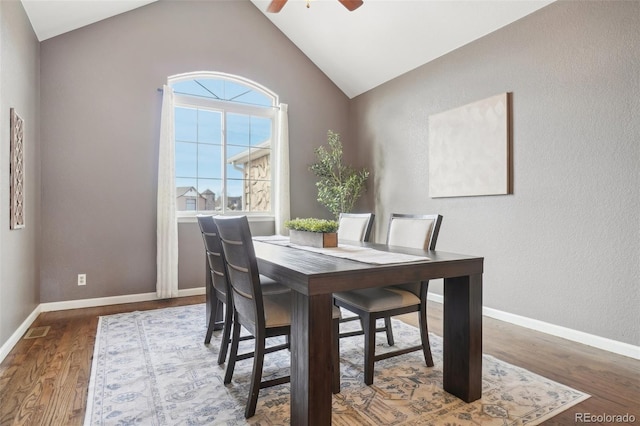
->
[214, 216, 264, 332]
[196, 215, 229, 301]
[387, 213, 443, 296]
[386, 213, 443, 250]
[338, 213, 375, 242]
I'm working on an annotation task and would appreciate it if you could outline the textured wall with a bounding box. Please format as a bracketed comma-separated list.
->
[39, 0, 350, 302]
[0, 2, 41, 347]
[351, 1, 640, 345]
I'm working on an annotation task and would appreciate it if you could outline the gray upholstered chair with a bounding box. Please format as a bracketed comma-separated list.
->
[335, 213, 396, 344]
[333, 213, 443, 385]
[214, 215, 341, 418]
[338, 212, 375, 242]
[196, 215, 288, 365]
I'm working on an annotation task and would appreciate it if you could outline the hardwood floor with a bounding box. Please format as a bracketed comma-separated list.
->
[1, 296, 638, 425]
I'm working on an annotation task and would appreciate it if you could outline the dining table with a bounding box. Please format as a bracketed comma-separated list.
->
[252, 238, 484, 426]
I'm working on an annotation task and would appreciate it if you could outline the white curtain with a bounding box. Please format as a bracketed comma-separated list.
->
[274, 103, 291, 235]
[156, 85, 179, 298]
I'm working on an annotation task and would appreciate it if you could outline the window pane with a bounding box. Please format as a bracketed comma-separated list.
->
[248, 147, 271, 180]
[175, 141, 197, 178]
[226, 144, 248, 158]
[198, 144, 222, 179]
[251, 117, 272, 146]
[176, 178, 197, 212]
[226, 179, 243, 211]
[174, 78, 273, 106]
[234, 90, 272, 107]
[175, 107, 197, 142]
[171, 75, 276, 214]
[226, 163, 243, 180]
[198, 109, 221, 144]
[247, 146, 271, 212]
[198, 179, 222, 211]
[224, 81, 251, 102]
[195, 79, 224, 99]
[172, 80, 215, 98]
[247, 179, 271, 212]
[226, 144, 249, 180]
[176, 177, 197, 188]
[227, 113, 250, 146]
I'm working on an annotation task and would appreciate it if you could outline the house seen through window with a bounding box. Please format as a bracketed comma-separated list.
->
[171, 73, 278, 215]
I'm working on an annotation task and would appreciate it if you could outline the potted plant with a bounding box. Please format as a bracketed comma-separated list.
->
[285, 218, 339, 248]
[310, 130, 370, 220]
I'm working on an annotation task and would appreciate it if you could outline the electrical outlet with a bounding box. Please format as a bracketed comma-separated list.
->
[78, 274, 86, 286]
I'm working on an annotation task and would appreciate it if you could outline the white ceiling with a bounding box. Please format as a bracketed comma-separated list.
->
[21, 0, 553, 98]
[21, 0, 157, 41]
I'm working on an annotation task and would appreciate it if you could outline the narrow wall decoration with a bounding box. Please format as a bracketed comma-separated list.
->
[10, 108, 25, 229]
[428, 92, 512, 198]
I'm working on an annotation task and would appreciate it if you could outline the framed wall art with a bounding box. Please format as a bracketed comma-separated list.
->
[10, 108, 25, 229]
[428, 92, 512, 198]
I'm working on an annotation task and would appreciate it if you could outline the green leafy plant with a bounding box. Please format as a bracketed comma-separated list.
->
[310, 130, 370, 220]
[284, 218, 339, 233]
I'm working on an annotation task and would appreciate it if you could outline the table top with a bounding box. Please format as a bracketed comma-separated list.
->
[253, 240, 484, 296]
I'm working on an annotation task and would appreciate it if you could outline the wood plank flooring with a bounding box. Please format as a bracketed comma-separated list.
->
[1, 296, 638, 425]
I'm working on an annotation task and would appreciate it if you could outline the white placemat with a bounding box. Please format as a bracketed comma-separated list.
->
[253, 236, 429, 265]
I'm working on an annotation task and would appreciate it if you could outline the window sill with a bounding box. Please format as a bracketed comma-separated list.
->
[177, 214, 275, 224]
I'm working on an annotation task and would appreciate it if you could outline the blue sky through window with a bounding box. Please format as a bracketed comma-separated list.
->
[172, 78, 272, 107]
[172, 76, 274, 213]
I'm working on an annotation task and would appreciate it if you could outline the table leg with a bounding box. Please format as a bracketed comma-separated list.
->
[443, 273, 483, 402]
[290, 291, 334, 425]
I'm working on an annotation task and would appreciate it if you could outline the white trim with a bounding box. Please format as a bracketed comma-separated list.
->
[0, 288, 206, 364]
[178, 287, 207, 297]
[168, 71, 279, 105]
[40, 287, 205, 312]
[177, 215, 275, 224]
[426, 292, 640, 360]
[4, 288, 637, 364]
[174, 94, 276, 118]
[0, 305, 42, 363]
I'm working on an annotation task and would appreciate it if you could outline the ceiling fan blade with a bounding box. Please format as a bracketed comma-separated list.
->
[267, 0, 288, 13]
[338, 0, 364, 11]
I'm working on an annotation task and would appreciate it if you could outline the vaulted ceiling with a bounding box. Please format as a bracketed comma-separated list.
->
[21, 0, 553, 98]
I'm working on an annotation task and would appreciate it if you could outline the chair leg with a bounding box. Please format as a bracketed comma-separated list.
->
[217, 302, 233, 364]
[363, 313, 376, 386]
[419, 302, 434, 367]
[224, 316, 241, 384]
[332, 318, 340, 394]
[384, 316, 395, 346]
[205, 298, 222, 344]
[245, 333, 266, 418]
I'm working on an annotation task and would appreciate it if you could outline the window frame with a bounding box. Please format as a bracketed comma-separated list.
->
[168, 72, 279, 221]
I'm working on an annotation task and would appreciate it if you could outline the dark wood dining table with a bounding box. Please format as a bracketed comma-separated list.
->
[252, 239, 484, 426]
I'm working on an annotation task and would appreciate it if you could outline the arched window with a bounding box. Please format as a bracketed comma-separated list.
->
[169, 72, 279, 215]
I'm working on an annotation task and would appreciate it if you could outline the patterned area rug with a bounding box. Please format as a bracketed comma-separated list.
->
[85, 304, 588, 425]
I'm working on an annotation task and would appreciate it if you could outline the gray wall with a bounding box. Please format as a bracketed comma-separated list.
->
[39, 0, 350, 302]
[3, 0, 637, 351]
[0, 1, 41, 347]
[351, 1, 639, 346]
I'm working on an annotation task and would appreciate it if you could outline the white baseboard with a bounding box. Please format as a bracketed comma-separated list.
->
[0, 305, 43, 363]
[3, 289, 637, 364]
[39, 287, 205, 312]
[427, 293, 640, 360]
[0, 287, 206, 363]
